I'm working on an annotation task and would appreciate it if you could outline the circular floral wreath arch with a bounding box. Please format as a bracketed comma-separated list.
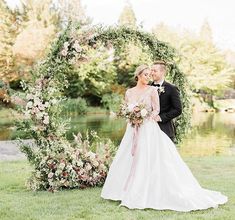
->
[19, 23, 190, 191]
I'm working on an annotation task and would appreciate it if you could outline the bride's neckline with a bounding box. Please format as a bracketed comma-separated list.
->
[128, 86, 152, 104]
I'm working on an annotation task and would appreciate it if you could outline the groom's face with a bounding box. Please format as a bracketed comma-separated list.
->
[151, 65, 165, 81]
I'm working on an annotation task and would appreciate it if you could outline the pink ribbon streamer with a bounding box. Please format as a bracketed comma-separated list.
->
[124, 125, 139, 191]
[131, 126, 139, 156]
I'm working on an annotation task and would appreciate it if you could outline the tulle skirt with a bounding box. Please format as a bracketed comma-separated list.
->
[101, 120, 228, 212]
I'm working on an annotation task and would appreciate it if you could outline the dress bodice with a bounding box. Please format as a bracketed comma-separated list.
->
[125, 86, 160, 117]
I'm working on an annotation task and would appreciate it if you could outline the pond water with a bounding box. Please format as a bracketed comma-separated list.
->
[0, 112, 234, 156]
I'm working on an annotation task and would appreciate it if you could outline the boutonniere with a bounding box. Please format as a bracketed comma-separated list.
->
[157, 86, 165, 95]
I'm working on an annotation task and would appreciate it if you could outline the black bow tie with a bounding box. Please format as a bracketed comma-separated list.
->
[153, 82, 160, 87]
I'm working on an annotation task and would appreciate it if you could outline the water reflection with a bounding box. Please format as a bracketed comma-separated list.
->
[0, 112, 234, 156]
[179, 112, 235, 156]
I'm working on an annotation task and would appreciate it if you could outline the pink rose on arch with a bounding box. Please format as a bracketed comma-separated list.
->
[61, 49, 68, 57]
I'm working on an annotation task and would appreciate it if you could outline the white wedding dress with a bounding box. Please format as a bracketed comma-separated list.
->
[101, 86, 228, 212]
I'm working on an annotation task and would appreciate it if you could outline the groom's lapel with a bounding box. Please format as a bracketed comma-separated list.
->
[162, 80, 167, 87]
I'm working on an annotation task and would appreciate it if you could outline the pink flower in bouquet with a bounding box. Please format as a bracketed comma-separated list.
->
[133, 106, 140, 112]
[118, 102, 150, 128]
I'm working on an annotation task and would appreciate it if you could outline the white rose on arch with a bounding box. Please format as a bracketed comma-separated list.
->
[73, 40, 82, 53]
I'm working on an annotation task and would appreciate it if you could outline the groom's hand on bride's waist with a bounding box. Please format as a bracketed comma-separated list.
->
[156, 115, 162, 122]
[152, 115, 162, 122]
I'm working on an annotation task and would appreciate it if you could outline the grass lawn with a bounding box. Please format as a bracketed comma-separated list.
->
[0, 156, 234, 220]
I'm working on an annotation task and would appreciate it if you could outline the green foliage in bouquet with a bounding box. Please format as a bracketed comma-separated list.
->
[18, 22, 190, 191]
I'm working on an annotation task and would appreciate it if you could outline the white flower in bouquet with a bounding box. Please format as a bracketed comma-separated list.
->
[140, 108, 148, 117]
[118, 102, 150, 127]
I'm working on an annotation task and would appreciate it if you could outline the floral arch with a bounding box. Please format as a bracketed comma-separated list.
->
[19, 23, 190, 191]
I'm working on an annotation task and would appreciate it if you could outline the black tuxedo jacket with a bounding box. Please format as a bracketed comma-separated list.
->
[151, 81, 182, 139]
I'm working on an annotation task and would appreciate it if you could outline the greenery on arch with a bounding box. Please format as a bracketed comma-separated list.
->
[18, 23, 191, 191]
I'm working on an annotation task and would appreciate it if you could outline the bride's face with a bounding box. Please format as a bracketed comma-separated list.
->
[138, 69, 150, 85]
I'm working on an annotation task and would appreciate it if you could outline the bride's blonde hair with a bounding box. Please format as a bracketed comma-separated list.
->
[134, 65, 149, 81]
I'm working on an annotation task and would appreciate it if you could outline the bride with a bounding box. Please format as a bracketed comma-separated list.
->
[101, 64, 228, 212]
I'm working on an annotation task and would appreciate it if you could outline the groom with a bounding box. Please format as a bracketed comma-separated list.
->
[151, 61, 182, 142]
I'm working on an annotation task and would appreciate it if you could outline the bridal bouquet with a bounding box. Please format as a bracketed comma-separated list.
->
[118, 102, 150, 127]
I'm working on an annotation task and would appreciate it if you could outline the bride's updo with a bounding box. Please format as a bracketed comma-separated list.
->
[134, 64, 149, 81]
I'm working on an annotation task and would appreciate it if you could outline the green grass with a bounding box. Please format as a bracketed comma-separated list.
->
[0, 156, 234, 220]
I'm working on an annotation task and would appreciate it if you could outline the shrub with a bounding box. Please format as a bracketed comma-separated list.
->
[101, 93, 123, 112]
[61, 97, 88, 116]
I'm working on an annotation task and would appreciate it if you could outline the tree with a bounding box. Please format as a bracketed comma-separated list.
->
[115, 40, 152, 87]
[12, 0, 59, 62]
[118, 2, 137, 28]
[64, 43, 117, 103]
[224, 49, 235, 89]
[56, 0, 91, 27]
[152, 23, 233, 106]
[200, 19, 213, 42]
[0, 0, 21, 82]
